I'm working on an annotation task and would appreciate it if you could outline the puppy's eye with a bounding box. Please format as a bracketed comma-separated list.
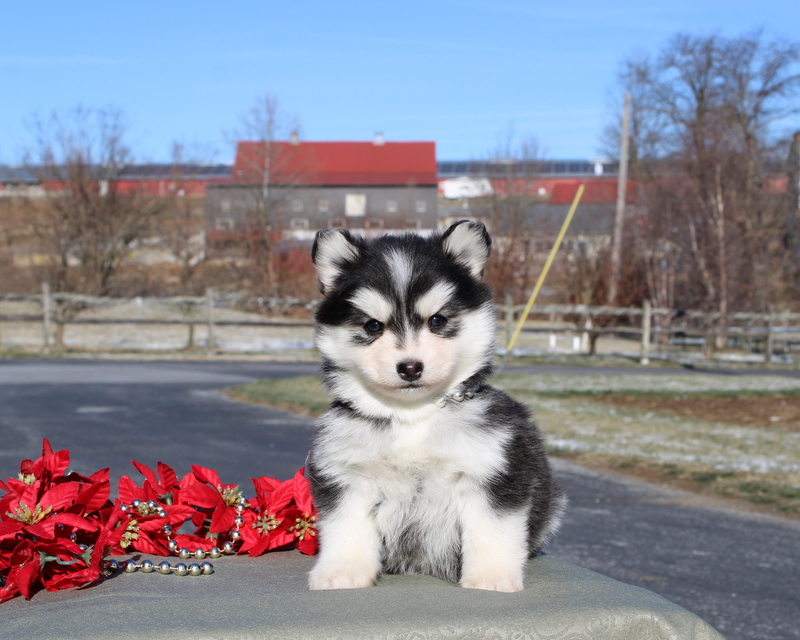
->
[429, 315, 447, 329]
[364, 319, 383, 334]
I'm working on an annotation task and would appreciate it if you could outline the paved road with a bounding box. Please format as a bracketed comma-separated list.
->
[1, 359, 798, 639]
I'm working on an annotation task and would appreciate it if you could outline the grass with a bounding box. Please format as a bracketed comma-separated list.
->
[224, 375, 332, 418]
[225, 371, 800, 517]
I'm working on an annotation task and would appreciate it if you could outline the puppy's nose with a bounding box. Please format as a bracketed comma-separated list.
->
[397, 361, 423, 381]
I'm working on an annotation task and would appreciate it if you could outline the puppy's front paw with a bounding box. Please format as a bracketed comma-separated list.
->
[308, 566, 378, 590]
[460, 572, 523, 593]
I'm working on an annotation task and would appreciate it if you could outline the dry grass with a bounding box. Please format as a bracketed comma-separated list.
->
[225, 371, 800, 517]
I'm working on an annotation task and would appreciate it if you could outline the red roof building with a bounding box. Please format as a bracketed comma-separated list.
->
[232, 140, 438, 187]
[207, 138, 439, 241]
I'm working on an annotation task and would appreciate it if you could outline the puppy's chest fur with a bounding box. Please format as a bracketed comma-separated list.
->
[314, 399, 510, 581]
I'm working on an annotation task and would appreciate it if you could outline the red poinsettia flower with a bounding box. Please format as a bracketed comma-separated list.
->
[180, 465, 246, 538]
[285, 468, 318, 555]
[2, 442, 319, 603]
[115, 461, 197, 554]
[0, 440, 127, 602]
[237, 475, 295, 557]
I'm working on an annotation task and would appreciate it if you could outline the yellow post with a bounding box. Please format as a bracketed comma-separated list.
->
[505, 184, 585, 353]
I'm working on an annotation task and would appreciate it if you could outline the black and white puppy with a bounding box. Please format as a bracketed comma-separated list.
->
[307, 220, 565, 592]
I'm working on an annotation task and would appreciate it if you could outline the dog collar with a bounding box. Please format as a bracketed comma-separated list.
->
[434, 384, 482, 408]
[335, 384, 482, 411]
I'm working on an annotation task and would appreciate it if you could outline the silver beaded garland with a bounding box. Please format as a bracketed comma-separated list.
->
[102, 557, 215, 577]
[112, 493, 252, 580]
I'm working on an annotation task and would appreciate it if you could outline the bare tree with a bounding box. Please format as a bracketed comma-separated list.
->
[159, 142, 207, 292]
[478, 131, 544, 303]
[605, 32, 800, 320]
[228, 94, 304, 295]
[24, 107, 164, 294]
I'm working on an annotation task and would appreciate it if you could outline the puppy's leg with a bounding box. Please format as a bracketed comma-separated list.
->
[458, 494, 529, 593]
[308, 483, 381, 590]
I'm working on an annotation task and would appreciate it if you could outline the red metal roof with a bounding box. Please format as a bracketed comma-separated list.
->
[232, 141, 437, 186]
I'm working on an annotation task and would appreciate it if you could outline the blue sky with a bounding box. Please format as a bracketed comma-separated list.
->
[1, 1, 798, 164]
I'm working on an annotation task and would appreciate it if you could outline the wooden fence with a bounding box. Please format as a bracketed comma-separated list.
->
[1, 285, 800, 364]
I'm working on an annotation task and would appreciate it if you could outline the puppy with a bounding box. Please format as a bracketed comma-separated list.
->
[306, 220, 565, 592]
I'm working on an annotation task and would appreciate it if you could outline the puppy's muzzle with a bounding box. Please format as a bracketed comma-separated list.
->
[397, 361, 423, 381]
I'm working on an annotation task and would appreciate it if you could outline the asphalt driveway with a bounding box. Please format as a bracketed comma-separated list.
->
[1, 359, 798, 640]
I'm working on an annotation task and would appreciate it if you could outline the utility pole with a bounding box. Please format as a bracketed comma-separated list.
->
[608, 93, 630, 306]
[787, 131, 800, 266]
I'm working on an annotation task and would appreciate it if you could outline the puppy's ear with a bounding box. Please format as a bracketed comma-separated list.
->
[312, 229, 361, 294]
[440, 220, 492, 279]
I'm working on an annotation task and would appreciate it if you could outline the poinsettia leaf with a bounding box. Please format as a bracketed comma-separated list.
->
[4, 477, 30, 496]
[40, 482, 81, 512]
[43, 564, 100, 592]
[117, 475, 141, 504]
[251, 476, 281, 497]
[15, 560, 41, 600]
[131, 460, 160, 490]
[209, 506, 235, 534]
[157, 462, 178, 491]
[179, 471, 201, 490]
[87, 468, 110, 484]
[163, 504, 196, 526]
[125, 533, 165, 555]
[9, 541, 39, 600]
[268, 529, 296, 552]
[51, 512, 101, 532]
[75, 477, 110, 512]
[292, 468, 315, 513]
[190, 465, 223, 488]
[180, 483, 222, 509]
[173, 533, 215, 551]
[35, 538, 85, 559]
[43, 448, 71, 477]
[0, 520, 24, 539]
[268, 479, 296, 512]
[0, 581, 21, 603]
[137, 517, 170, 532]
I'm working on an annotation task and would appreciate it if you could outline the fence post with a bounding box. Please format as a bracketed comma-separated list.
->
[764, 309, 774, 365]
[504, 293, 513, 351]
[640, 299, 651, 365]
[42, 282, 51, 353]
[580, 315, 591, 352]
[206, 288, 215, 352]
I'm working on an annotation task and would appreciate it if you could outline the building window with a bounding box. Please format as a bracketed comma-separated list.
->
[330, 218, 346, 229]
[345, 193, 366, 217]
[290, 218, 309, 230]
[215, 217, 235, 231]
[415, 200, 427, 213]
[386, 200, 398, 213]
[366, 219, 384, 230]
[291, 199, 303, 213]
[220, 199, 231, 214]
[318, 199, 329, 213]
[405, 218, 421, 230]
